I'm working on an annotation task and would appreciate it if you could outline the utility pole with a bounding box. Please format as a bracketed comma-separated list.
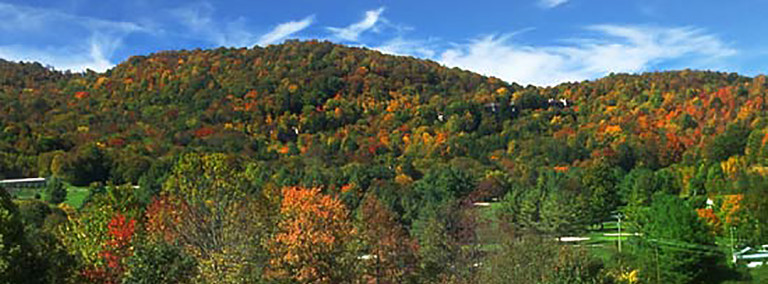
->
[655, 243, 661, 284]
[614, 213, 624, 253]
[730, 227, 735, 263]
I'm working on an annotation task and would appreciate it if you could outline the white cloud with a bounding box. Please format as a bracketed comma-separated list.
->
[0, 2, 145, 72]
[438, 25, 737, 86]
[0, 3, 144, 34]
[257, 16, 315, 46]
[172, 2, 257, 47]
[0, 33, 125, 72]
[539, 0, 569, 8]
[327, 7, 385, 42]
[173, 2, 314, 47]
[373, 37, 437, 58]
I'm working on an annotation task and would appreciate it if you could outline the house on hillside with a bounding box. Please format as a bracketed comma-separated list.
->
[1, 177, 47, 198]
[0, 177, 46, 189]
[547, 98, 572, 108]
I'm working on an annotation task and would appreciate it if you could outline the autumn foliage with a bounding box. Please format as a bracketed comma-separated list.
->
[82, 213, 136, 284]
[267, 186, 356, 283]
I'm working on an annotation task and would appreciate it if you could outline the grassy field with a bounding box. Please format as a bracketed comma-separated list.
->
[7, 182, 90, 209]
[64, 184, 89, 208]
[9, 187, 42, 199]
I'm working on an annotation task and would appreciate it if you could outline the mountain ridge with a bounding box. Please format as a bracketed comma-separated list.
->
[1, 40, 766, 190]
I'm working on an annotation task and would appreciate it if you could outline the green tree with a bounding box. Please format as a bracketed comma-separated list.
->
[480, 235, 605, 284]
[0, 189, 30, 283]
[401, 165, 474, 227]
[630, 194, 723, 284]
[582, 160, 622, 227]
[413, 206, 458, 283]
[15, 200, 74, 284]
[500, 170, 585, 237]
[706, 123, 750, 162]
[122, 241, 197, 284]
[44, 176, 67, 204]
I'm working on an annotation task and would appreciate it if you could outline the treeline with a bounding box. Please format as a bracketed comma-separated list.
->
[2, 41, 768, 282]
[1, 153, 611, 283]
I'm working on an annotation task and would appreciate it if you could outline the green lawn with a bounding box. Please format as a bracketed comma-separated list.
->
[64, 184, 89, 208]
[9, 187, 41, 199]
[7, 182, 90, 209]
[583, 221, 628, 261]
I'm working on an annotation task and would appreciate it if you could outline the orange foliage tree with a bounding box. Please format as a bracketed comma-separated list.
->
[696, 208, 722, 235]
[267, 186, 357, 283]
[720, 194, 744, 226]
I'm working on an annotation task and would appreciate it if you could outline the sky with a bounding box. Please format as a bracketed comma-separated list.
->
[0, 0, 765, 86]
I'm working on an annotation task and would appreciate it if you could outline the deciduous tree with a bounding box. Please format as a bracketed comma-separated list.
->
[267, 186, 357, 283]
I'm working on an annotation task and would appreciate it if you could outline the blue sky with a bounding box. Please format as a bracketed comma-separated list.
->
[0, 0, 764, 86]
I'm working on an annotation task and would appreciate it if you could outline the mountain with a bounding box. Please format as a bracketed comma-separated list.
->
[1, 40, 766, 190]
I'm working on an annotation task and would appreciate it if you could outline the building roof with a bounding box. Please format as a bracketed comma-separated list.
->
[0, 177, 46, 184]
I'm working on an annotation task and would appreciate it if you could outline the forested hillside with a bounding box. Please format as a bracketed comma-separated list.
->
[2, 40, 768, 283]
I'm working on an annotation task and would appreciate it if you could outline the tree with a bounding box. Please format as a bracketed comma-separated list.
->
[630, 194, 723, 284]
[357, 194, 418, 284]
[136, 158, 172, 204]
[740, 174, 768, 245]
[480, 235, 605, 284]
[266, 186, 357, 283]
[619, 168, 656, 207]
[401, 165, 475, 227]
[58, 144, 111, 186]
[59, 183, 145, 282]
[14, 200, 74, 283]
[80, 213, 137, 283]
[414, 208, 456, 283]
[44, 176, 67, 204]
[540, 188, 583, 238]
[0, 189, 31, 283]
[500, 170, 585, 237]
[157, 153, 272, 283]
[122, 241, 197, 284]
[582, 160, 622, 227]
[706, 123, 750, 162]
[411, 198, 480, 283]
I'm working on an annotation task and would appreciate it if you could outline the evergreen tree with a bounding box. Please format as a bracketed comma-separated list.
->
[44, 176, 66, 204]
[630, 194, 723, 284]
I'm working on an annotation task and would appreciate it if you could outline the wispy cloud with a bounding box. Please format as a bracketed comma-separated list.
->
[171, 2, 258, 47]
[0, 2, 144, 35]
[438, 25, 736, 86]
[257, 15, 315, 46]
[173, 2, 314, 47]
[0, 33, 122, 72]
[539, 0, 569, 9]
[327, 7, 385, 42]
[372, 37, 440, 58]
[0, 2, 145, 72]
